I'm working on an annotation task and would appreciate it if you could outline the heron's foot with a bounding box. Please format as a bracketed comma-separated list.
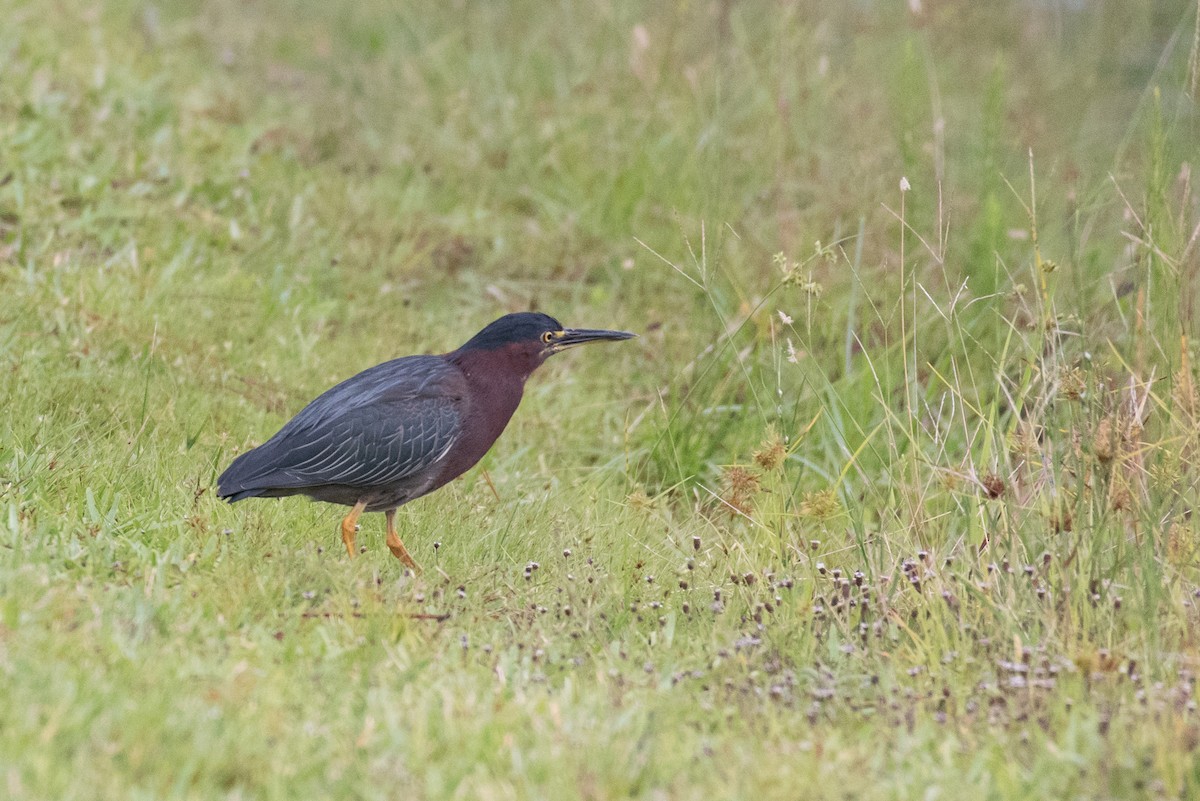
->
[384, 508, 421, 572]
[386, 530, 421, 572]
[341, 500, 368, 558]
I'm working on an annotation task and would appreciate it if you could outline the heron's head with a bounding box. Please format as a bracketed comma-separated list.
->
[454, 312, 635, 377]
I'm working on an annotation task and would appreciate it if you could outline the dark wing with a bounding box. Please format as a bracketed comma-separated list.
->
[217, 355, 466, 499]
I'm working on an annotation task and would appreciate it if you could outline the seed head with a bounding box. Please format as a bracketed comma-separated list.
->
[721, 466, 761, 515]
[981, 473, 1006, 499]
[799, 489, 841, 520]
[753, 430, 788, 471]
[1093, 417, 1117, 463]
[1060, 366, 1086, 401]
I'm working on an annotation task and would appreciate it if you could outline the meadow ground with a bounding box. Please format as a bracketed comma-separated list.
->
[2, 1, 1200, 798]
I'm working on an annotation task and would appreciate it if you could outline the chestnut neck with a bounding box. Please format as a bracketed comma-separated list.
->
[448, 340, 544, 386]
[431, 342, 544, 483]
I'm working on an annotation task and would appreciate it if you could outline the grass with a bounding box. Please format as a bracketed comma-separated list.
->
[2, 0, 1200, 798]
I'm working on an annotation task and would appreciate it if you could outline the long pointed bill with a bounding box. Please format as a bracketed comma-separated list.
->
[551, 327, 637, 351]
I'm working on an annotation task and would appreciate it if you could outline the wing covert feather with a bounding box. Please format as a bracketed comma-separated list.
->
[218, 355, 466, 494]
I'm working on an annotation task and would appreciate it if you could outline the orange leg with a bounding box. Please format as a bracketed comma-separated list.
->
[385, 509, 420, 572]
[341, 499, 368, 557]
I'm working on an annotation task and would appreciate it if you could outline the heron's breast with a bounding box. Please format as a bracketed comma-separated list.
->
[431, 353, 528, 487]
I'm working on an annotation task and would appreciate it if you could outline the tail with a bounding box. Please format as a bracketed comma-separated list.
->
[217, 486, 268, 503]
[216, 446, 274, 503]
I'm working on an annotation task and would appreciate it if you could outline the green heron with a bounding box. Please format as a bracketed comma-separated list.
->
[217, 312, 634, 570]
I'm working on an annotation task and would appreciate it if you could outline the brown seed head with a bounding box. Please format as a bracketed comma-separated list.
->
[753, 430, 788, 471]
[1093, 417, 1117, 463]
[981, 473, 1006, 499]
[720, 465, 761, 515]
[1060, 366, 1086, 401]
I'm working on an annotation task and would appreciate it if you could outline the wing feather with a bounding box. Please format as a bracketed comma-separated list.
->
[217, 355, 466, 497]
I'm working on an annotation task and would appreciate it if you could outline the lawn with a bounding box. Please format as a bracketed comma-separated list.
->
[2, 0, 1199, 798]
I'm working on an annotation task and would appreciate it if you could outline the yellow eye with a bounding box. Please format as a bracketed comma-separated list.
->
[541, 331, 554, 344]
